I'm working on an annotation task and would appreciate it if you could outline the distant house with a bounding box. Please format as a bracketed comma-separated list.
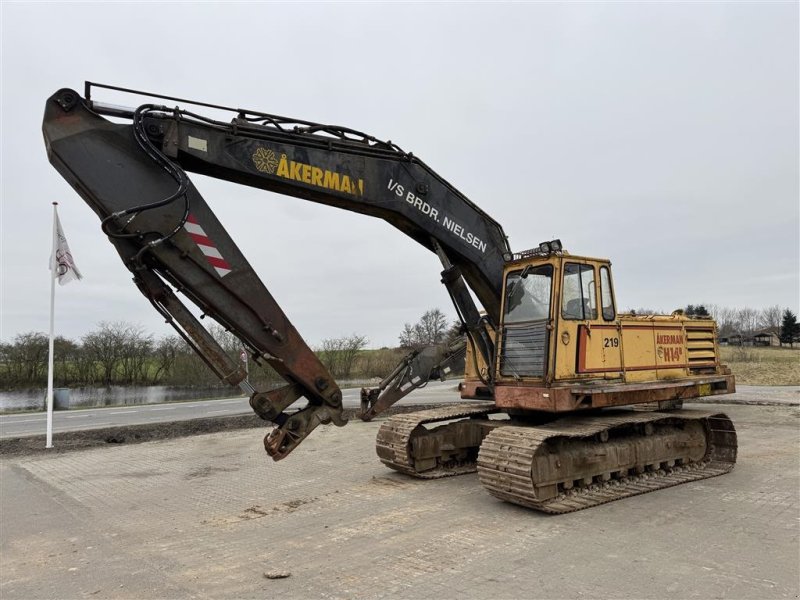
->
[725, 334, 748, 346]
[753, 331, 780, 347]
[721, 330, 781, 347]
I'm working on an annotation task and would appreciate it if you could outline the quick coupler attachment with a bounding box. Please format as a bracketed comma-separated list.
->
[264, 395, 347, 460]
[249, 384, 347, 460]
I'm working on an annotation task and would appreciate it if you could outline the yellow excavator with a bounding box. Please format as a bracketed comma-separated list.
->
[42, 83, 737, 513]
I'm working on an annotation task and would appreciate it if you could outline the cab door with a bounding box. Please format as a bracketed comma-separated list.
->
[555, 262, 621, 380]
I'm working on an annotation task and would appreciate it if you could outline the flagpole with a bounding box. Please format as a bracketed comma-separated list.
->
[46, 202, 58, 449]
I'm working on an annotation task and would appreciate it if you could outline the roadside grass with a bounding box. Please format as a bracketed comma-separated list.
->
[720, 346, 800, 386]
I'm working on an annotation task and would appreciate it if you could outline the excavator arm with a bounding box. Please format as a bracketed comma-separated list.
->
[42, 84, 511, 458]
[359, 337, 467, 421]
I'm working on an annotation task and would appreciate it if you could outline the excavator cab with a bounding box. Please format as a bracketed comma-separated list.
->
[495, 240, 617, 384]
[462, 240, 734, 413]
[461, 240, 617, 395]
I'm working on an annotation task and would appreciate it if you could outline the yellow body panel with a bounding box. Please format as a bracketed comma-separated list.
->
[563, 316, 719, 384]
[464, 252, 725, 393]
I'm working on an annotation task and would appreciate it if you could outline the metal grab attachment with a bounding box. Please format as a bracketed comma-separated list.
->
[359, 340, 466, 421]
[265, 398, 346, 460]
[251, 383, 347, 460]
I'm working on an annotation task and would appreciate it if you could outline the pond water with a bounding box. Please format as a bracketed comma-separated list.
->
[0, 385, 235, 412]
[0, 379, 378, 413]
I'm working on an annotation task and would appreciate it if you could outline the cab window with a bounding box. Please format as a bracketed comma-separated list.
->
[504, 265, 553, 323]
[600, 266, 615, 321]
[562, 263, 597, 320]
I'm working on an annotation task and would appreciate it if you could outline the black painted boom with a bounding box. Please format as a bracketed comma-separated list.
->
[41, 85, 511, 458]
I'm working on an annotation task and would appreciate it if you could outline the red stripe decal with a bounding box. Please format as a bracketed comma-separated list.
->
[188, 231, 213, 246]
[205, 255, 232, 269]
[184, 213, 233, 277]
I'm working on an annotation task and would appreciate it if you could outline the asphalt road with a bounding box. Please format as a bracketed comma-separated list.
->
[0, 381, 462, 439]
[1, 383, 796, 440]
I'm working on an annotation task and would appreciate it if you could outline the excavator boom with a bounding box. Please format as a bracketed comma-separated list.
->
[75, 83, 510, 319]
[42, 84, 510, 458]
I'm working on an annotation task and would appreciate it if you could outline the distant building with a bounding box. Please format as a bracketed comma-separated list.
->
[723, 333, 749, 346]
[753, 331, 781, 347]
[720, 330, 782, 347]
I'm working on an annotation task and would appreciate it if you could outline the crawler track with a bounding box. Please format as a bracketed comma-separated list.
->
[376, 403, 498, 478]
[477, 410, 737, 514]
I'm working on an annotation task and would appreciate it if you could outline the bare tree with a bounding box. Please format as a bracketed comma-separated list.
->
[72, 340, 97, 385]
[168, 342, 218, 386]
[53, 336, 79, 386]
[209, 323, 243, 357]
[3, 332, 49, 385]
[707, 304, 738, 337]
[759, 305, 782, 332]
[399, 309, 450, 348]
[0, 342, 12, 387]
[316, 334, 369, 378]
[736, 307, 760, 339]
[338, 334, 369, 378]
[118, 325, 154, 384]
[318, 337, 344, 375]
[12, 332, 50, 385]
[444, 319, 464, 345]
[0, 339, 21, 385]
[82, 322, 131, 385]
[418, 309, 448, 344]
[397, 323, 418, 349]
[151, 335, 182, 383]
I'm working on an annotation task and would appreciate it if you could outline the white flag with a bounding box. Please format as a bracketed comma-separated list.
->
[51, 212, 82, 285]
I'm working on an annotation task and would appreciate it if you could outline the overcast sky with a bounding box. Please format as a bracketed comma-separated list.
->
[1, 1, 798, 349]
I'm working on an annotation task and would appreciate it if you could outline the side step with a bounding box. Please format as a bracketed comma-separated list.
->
[477, 410, 737, 514]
